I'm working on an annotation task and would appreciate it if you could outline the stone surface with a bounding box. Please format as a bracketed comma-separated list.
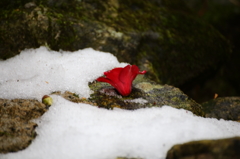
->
[181, 0, 240, 103]
[0, 98, 49, 153]
[0, 0, 231, 88]
[202, 97, 240, 122]
[1, 79, 239, 154]
[52, 77, 204, 117]
[0, 0, 237, 155]
[166, 137, 240, 159]
[78, 77, 204, 117]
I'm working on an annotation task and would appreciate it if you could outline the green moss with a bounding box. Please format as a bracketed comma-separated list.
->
[136, 10, 230, 85]
[87, 79, 204, 116]
[109, 1, 164, 32]
[0, 0, 231, 90]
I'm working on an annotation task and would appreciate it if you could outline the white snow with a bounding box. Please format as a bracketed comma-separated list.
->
[124, 98, 148, 104]
[0, 47, 240, 159]
[0, 46, 126, 100]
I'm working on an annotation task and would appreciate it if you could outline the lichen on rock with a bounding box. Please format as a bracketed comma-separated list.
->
[87, 77, 205, 117]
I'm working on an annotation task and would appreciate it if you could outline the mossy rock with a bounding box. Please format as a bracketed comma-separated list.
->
[0, 98, 49, 153]
[166, 137, 240, 159]
[202, 97, 240, 122]
[0, 0, 231, 88]
[89, 80, 204, 116]
[56, 77, 204, 117]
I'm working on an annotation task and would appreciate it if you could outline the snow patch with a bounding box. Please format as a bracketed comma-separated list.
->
[0, 47, 240, 159]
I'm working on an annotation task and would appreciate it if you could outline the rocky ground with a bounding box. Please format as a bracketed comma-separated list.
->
[1, 78, 240, 158]
[1, 0, 240, 158]
[0, 98, 48, 153]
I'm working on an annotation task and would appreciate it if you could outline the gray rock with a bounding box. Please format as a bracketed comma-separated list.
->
[202, 97, 240, 121]
[166, 137, 240, 159]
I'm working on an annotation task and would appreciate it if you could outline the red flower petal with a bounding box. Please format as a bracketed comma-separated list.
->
[96, 77, 115, 87]
[139, 70, 147, 74]
[119, 65, 135, 88]
[97, 68, 122, 89]
[96, 65, 146, 96]
[104, 67, 122, 83]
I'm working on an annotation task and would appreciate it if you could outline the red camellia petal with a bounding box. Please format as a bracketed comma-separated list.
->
[96, 65, 146, 96]
[119, 65, 137, 84]
[139, 70, 147, 74]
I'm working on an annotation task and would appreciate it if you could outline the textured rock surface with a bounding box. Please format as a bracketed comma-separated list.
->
[0, 0, 237, 155]
[166, 137, 240, 159]
[202, 97, 240, 122]
[56, 77, 204, 117]
[180, 0, 240, 103]
[1, 80, 239, 154]
[0, 98, 48, 153]
[0, 0, 231, 88]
